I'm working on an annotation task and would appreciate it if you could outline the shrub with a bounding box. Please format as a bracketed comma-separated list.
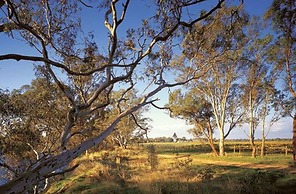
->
[172, 154, 193, 170]
[146, 144, 159, 170]
[97, 148, 132, 186]
[236, 169, 284, 194]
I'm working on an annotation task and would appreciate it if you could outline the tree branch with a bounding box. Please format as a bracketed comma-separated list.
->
[151, 102, 170, 110]
[44, 164, 79, 178]
[0, 54, 135, 76]
[78, 0, 93, 8]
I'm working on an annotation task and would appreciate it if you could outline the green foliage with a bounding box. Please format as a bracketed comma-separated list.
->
[152, 180, 199, 194]
[277, 175, 296, 189]
[195, 167, 216, 180]
[168, 89, 213, 128]
[265, 0, 296, 37]
[0, 78, 67, 162]
[235, 170, 285, 194]
[264, 0, 296, 97]
[173, 5, 251, 157]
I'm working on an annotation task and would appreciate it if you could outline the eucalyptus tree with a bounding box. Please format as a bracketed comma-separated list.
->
[265, 0, 296, 161]
[174, 6, 248, 156]
[259, 80, 279, 157]
[0, 89, 35, 181]
[168, 89, 218, 156]
[240, 16, 278, 158]
[0, 77, 72, 192]
[0, 0, 231, 192]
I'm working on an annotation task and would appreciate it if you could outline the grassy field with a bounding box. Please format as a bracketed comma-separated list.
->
[46, 140, 296, 194]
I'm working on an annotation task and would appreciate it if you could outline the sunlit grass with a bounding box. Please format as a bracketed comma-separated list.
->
[192, 153, 292, 165]
[46, 141, 296, 194]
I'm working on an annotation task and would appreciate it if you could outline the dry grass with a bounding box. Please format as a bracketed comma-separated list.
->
[47, 142, 296, 194]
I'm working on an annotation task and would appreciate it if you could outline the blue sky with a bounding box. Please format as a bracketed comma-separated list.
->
[0, 0, 293, 139]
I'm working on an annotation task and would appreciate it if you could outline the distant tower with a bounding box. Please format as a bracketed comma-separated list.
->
[172, 132, 178, 142]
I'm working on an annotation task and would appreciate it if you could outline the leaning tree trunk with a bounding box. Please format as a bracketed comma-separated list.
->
[0, 96, 152, 193]
[0, 130, 111, 193]
[208, 132, 219, 156]
[0, 107, 133, 193]
[209, 138, 219, 157]
[207, 122, 218, 156]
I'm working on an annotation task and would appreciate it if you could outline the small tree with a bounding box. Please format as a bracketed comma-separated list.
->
[168, 89, 218, 156]
[241, 17, 278, 157]
[147, 144, 158, 171]
[173, 6, 249, 156]
[172, 132, 178, 142]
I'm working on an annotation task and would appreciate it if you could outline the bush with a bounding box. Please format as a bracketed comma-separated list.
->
[146, 144, 159, 170]
[172, 154, 193, 170]
[236, 170, 284, 194]
[97, 148, 132, 186]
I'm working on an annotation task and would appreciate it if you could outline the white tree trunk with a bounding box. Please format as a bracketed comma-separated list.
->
[219, 127, 225, 156]
[0, 127, 112, 193]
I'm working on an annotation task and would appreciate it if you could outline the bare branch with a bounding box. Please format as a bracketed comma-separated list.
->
[0, 54, 136, 76]
[131, 113, 147, 131]
[78, 0, 93, 8]
[179, 0, 225, 27]
[118, 0, 130, 25]
[151, 102, 170, 110]
[27, 143, 39, 160]
[139, 0, 227, 62]
[44, 164, 79, 178]
[117, 80, 134, 113]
